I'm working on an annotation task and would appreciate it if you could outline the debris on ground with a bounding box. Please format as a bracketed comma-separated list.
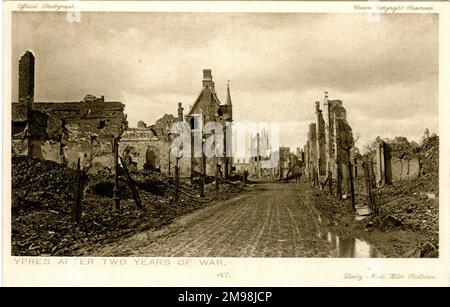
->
[308, 171, 439, 258]
[11, 156, 246, 256]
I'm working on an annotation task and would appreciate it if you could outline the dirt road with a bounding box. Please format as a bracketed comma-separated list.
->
[83, 183, 334, 257]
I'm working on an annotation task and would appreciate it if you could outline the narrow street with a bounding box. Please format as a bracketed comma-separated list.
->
[87, 182, 335, 257]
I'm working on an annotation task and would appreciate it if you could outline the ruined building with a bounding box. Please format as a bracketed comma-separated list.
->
[12, 51, 126, 173]
[248, 129, 278, 179]
[184, 69, 233, 179]
[278, 146, 292, 180]
[304, 92, 354, 191]
[119, 69, 233, 180]
[372, 136, 421, 185]
[118, 108, 190, 177]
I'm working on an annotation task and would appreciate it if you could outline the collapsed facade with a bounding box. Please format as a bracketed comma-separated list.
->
[12, 51, 126, 173]
[371, 134, 436, 186]
[11, 52, 233, 180]
[184, 69, 233, 179]
[303, 91, 436, 191]
[304, 92, 355, 191]
[119, 69, 233, 180]
[118, 109, 191, 178]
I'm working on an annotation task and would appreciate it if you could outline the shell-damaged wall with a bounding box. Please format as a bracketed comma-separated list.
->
[12, 52, 126, 173]
[119, 123, 191, 178]
[12, 100, 126, 173]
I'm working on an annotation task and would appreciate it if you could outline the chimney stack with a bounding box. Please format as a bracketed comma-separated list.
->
[202, 69, 214, 89]
[315, 101, 320, 113]
[177, 102, 184, 122]
[18, 50, 35, 106]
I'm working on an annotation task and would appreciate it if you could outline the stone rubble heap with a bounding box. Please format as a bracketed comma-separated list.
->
[12, 156, 246, 256]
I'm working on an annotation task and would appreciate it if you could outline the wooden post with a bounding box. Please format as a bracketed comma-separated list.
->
[368, 160, 378, 215]
[215, 163, 219, 190]
[328, 170, 333, 196]
[347, 160, 356, 211]
[113, 138, 120, 211]
[168, 147, 171, 178]
[119, 156, 143, 210]
[199, 138, 205, 198]
[175, 162, 179, 205]
[363, 159, 376, 215]
[190, 124, 194, 185]
[73, 157, 82, 224]
[336, 163, 342, 200]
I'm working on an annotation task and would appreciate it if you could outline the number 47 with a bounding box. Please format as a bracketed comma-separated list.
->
[217, 272, 230, 278]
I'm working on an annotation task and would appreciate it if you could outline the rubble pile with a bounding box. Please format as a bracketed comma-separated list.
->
[11, 156, 245, 256]
[374, 175, 438, 233]
[419, 135, 439, 175]
[309, 172, 438, 258]
[12, 156, 78, 211]
[354, 174, 438, 257]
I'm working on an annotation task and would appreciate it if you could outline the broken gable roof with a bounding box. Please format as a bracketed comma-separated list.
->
[187, 87, 221, 116]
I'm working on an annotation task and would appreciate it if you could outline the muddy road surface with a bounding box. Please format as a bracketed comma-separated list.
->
[81, 183, 356, 257]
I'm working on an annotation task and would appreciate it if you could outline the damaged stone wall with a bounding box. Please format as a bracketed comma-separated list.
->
[12, 99, 126, 173]
[304, 95, 355, 191]
[119, 127, 175, 175]
[315, 101, 326, 176]
[279, 146, 291, 179]
[119, 116, 191, 178]
[12, 51, 126, 173]
[305, 123, 317, 180]
[372, 136, 431, 185]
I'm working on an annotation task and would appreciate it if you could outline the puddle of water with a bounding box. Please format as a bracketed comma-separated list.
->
[309, 203, 383, 258]
[318, 230, 384, 258]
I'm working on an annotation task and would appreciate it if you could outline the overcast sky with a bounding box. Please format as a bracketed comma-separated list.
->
[12, 12, 438, 150]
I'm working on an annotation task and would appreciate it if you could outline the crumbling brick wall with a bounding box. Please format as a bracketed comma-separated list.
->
[12, 99, 126, 173]
[12, 51, 126, 173]
[371, 137, 422, 185]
